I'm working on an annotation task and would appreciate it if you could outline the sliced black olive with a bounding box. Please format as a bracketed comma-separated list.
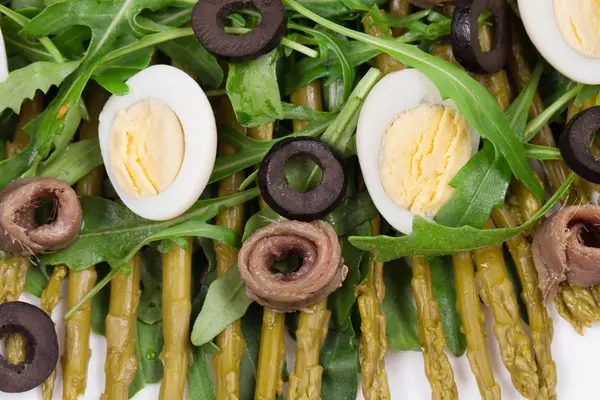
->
[258, 137, 346, 221]
[0, 301, 59, 393]
[451, 0, 509, 74]
[559, 106, 600, 183]
[191, 0, 287, 62]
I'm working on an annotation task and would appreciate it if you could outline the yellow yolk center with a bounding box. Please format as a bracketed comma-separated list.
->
[553, 0, 600, 59]
[110, 99, 185, 198]
[379, 104, 472, 217]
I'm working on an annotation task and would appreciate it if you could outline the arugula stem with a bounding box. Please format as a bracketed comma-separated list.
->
[524, 84, 584, 142]
[0, 5, 65, 64]
[64, 265, 122, 320]
[524, 144, 562, 160]
[101, 28, 194, 65]
[223, 27, 318, 58]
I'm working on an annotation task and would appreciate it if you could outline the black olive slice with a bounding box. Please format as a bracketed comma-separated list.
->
[559, 106, 600, 184]
[0, 301, 58, 393]
[451, 0, 509, 74]
[258, 137, 346, 221]
[191, 0, 287, 62]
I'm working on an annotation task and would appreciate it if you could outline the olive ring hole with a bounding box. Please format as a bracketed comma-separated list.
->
[0, 327, 33, 371]
[223, 8, 263, 35]
[284, 153, 324, 193]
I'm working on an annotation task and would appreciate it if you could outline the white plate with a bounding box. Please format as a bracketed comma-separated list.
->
[3, 283, 600, 400]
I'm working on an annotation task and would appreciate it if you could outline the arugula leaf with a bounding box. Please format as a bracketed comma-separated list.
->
[290, 23, 355, 101]
[191, 265, 253, 346]
[575, 85, 600, 106]
[137, 248, 163, 324]
[0, 60, 78, 114]
[188, 343, 217, 400]
[320, 319, 358, 400]
[40, 188, 259, 269]
[226, 49, 283, 127]
[242, 207, 287, 242]
[435, 64, 543, 229]
[329, 236, 366, 325]
[381, 259, 421, 351]
[129, 320, 165, 398]
[349, 174, 575, 261]
[25, 265, 49, 297]
[430, 256, 466, 357]
[324, 191, 378, 236]
[284, 0, 544, 201]
[239, 304, 263, 400]
[159, 37, 223, 89]
[37, 138, 103, 185]
[53, 26, 90, 59]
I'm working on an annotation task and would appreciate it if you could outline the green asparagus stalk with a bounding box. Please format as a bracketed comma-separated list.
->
[101, 254, 142, 400]
[288, 80, 330, 400]
[63, 81, 108, 400]
[40, 265, 68, 400]
[411, 256, 458, 400]
[214, 96, 249, 400]
[473, 220, 540, 399]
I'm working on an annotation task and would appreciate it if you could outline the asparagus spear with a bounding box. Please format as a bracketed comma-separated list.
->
[63, 81, 108, 400]
[40, 265, 68, 400]
[3, 93, 44, 366]
[160, 237, 192, 399]
[214, 96, 249, 400]
[287, 80, 331, 400]
[473, 220, 540, 399]
[453, 253, 500, 399]
[411, 256, 458, 400]
[355, 6, 414, 397]
[101, 254, 142, 400]
[157, 61, 195, 400]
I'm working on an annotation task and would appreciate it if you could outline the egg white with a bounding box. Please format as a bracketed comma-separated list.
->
[98, 65, 217, 221]
[0, 27, 8, 83]
[356, 69, 480, 235]
[518, 0, 600, 84]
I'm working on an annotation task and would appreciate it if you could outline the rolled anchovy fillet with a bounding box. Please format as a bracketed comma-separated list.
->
[533, 205, 600, 301]
[0, 177, 82, 255]
[238, 220, 347, 313]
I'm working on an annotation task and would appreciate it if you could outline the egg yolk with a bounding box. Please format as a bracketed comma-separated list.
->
[553, 0, 600, 59]
[379, 104, 472, 217]
[110, 99, 185, 198]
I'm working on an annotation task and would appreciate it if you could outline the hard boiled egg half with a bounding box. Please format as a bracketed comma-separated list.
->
[357, 69, 480, 235]
[0, 26, 8, 82]
[519, 0, 600, 84]
[98, 65, 217, 221]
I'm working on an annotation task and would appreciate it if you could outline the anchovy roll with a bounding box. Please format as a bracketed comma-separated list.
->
[0, 177, 82, 255]
[238, 220, 347, 313]
[533, 205, 600, 301]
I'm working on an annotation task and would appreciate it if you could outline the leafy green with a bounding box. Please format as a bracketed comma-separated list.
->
[0, 60, 79, 114]
[37, 138, 103, 185]
[137, 248, 163, 325]
[284, 0, 544, 202]
[41, 188, 259, 270]
[524, 144, 562, 160]
[242, 207, 287, 242]
[320, 319, 359, 400]
[349, 173, 575, 261]
[129, 320, 165, 398]
[430, 256, 466, 357]
[191, 265, 253, 346]
[239, 304, 263, 400]
[330, 236, 367, 325]
[574, 85, 600, 106]
[381, 259, 421, 351]
[325, 191, 378, 236]
[505, 64, 544, 141]
[226, 49, 282, 127]
[25, 265, 49, 297]
[188, 343, 217, 400]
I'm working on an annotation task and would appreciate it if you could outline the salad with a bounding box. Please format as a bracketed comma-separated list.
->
[0, 0, 599, 399]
